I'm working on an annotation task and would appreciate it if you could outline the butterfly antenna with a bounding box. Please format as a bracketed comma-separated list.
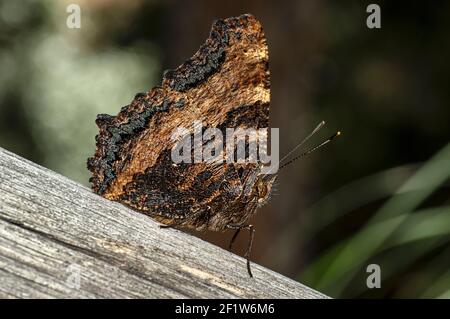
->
[279, 131, 341, 170]
[279, 121, 326, 165]
[263, 121, 326, 176]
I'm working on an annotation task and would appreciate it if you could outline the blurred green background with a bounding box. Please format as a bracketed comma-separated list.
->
[0, 0, 449, 298]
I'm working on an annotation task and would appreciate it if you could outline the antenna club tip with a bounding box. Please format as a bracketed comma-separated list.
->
[330, 131, 342, 140]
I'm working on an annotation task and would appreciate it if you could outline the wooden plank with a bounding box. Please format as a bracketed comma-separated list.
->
[0, 147, 328, 298]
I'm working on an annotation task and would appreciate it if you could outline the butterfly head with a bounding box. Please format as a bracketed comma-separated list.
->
[254, 173, 277, 207]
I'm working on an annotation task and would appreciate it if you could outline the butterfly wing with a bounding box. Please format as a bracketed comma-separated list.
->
[87, 14, 270, 230]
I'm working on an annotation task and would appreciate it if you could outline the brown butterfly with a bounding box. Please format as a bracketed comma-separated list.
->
[88, 14, 275, 277]
[88, 14, 340, 277]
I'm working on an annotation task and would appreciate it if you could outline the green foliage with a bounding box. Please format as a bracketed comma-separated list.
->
[301, 143, 450, 298]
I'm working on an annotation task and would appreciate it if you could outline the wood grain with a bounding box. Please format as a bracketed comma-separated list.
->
[0, 147, 328, 298]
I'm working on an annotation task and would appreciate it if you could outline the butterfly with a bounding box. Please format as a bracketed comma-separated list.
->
[89, 14, 280, 277]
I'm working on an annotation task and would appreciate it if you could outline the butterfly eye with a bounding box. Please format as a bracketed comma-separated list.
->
[257, 182, 268, 199]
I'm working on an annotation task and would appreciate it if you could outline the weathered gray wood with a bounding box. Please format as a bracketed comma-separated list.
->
[0, 147, 328, 299]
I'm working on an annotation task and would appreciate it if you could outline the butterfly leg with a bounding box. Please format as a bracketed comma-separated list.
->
[228, 228, 241, 251]
[159, 218, 185, 229]
[226, 224, 255, 278]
